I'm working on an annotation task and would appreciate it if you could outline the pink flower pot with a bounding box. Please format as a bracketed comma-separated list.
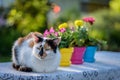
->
[71, 47, 86, 64]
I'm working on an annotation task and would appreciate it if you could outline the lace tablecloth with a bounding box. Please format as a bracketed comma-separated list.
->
[0, 51, 120, 80]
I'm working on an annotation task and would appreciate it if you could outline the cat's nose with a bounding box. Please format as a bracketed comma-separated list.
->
[39, 47, 43, 56]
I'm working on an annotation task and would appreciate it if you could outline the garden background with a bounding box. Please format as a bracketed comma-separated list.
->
[0, 0, 120, 62]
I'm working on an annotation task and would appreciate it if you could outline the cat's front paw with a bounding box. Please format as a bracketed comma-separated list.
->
[18, 66, 32, 72]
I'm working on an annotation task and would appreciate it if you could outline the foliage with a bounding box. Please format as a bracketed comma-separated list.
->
[55, 17, 106, 48]
[7, 0, 50, 35]
[0, 0, 50, 55]
[70, 22, 88, 47]
[0, 55, 11, 62]
[110, 0, 120, 13]
[52, 8, 81, 27]
[71, 17, 106, 47]
[90, 9, 120, 51]
[58, 23, 73, 48]
[0, 27, 21, 55]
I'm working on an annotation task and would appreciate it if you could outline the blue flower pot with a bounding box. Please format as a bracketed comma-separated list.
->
[83, 46, 97, 63]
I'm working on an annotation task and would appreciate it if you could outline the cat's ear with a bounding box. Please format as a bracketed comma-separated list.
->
[31, 33, 39, 43]
[53, 37, 61, 46]
[31, 32, 43, 43]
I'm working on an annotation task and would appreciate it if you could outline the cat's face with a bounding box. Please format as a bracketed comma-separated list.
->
[32, 33, 61, 60]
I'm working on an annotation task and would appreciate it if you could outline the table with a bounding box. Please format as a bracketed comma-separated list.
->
[0, 51, 120, 80]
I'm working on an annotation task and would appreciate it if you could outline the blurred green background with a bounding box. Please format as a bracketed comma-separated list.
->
[0, 0, 120, 62]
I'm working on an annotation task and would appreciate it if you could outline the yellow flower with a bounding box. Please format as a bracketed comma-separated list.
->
[74, 20, 84, 27]
[58, 23, 68, 29]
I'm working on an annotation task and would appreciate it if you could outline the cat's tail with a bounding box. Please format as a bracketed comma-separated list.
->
[12, 38, 24, 65]
[12, 40, 20, 70]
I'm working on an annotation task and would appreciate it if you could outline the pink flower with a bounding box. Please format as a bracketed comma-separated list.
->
[43, 29, 49, 37]
[54, 32, 58, 37]
[60, 28, 66, 33]
[83, 17, 95, 25]
[49, 27, 55, 33]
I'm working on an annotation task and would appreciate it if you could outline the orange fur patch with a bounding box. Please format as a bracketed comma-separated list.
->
[17, 37, 25, 46]
[44, 43, 52, 50]
[29, 41, 34, 48]
[25, 33, 32, 39]
[34, 32, 43, 37]
[25, 32, 42, 40]
[17, 32, 42, 46]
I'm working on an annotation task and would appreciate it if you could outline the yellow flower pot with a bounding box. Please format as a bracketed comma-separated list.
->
[60, 47, 73, 67]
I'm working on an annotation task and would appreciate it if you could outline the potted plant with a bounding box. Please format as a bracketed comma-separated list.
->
[83, 37, 106, 62]
[82, 17, 107, 63]
[69, 20, 87, 64]
[57, 23, 73, 67]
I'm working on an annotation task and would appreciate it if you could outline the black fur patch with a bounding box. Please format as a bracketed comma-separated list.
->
[12, 63, 20, 70]
[39, 47, 44, 56]
[37, 36, 43, 42]
[18, 66, 32, 72]
[46, 39, 57, 53]
[13, 46, 19, 64]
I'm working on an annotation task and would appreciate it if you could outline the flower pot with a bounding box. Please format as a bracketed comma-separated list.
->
[83, 46, 97, 63]
[60, 47, 73, 67]
[71, 47, 86, 64]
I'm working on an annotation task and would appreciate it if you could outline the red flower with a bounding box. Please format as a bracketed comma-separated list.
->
[83, 17, 95, 25]
[53, 5, 61, 14]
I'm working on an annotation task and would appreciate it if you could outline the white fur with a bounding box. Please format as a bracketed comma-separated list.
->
[12, 38, 61, 73]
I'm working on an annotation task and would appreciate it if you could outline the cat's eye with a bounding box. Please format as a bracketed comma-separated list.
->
[40, 45, 42, 48]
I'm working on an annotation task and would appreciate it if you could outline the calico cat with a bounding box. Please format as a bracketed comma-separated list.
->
[12, 32, 61, 72]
